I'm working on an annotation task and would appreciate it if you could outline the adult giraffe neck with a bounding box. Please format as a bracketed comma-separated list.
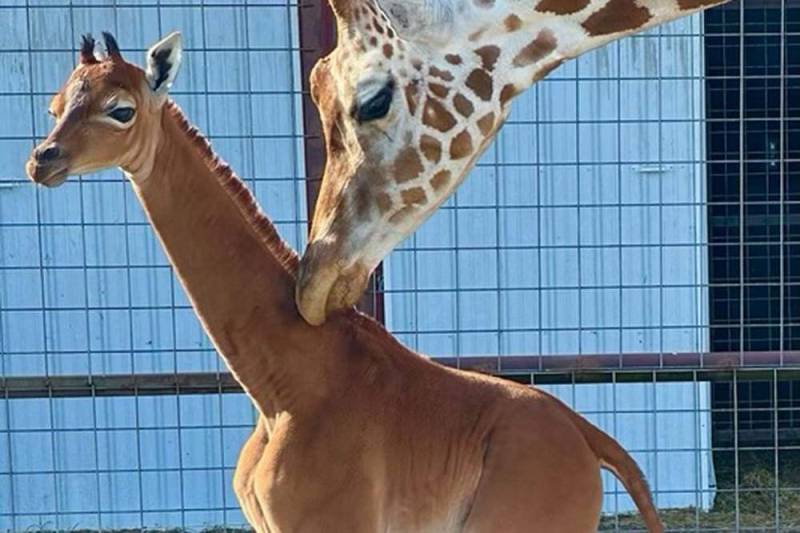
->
[128, 101, 320, 417]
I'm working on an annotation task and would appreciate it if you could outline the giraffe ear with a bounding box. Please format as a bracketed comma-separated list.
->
[145, 32, 183, 97]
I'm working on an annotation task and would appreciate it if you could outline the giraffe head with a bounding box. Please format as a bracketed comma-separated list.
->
[26, 32, 183, 187]
[296, 0, 563, 325]
[296, 0, 728, 325]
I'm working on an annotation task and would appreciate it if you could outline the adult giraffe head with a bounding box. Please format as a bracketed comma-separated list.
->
[295, 0, 728, 325]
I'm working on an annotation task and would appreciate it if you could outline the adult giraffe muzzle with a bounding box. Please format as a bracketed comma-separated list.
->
[296, 0, 730, 325]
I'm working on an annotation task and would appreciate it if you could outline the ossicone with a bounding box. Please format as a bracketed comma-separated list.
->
[79, 34, 97, 65]
[102, 31, 122, 59]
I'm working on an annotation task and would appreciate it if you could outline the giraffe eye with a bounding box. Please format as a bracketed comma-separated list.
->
[108, 106, 136, 123]
[354, 80, 395, 123]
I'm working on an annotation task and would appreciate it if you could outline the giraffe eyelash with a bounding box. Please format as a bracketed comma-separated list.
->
[353, 78, 396, 123]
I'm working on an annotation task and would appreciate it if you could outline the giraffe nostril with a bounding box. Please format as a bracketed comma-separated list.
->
[36, 144, 61, 163]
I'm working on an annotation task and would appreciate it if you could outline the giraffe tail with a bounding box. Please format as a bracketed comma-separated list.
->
[569, 411, 665, 533]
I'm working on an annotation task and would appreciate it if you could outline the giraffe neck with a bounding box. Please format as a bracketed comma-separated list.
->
[343, 0, 725, 210]
[368, 0, 724, 104]
[128, 103, 315, 417]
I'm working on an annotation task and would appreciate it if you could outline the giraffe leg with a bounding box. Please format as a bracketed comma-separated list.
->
[462, 406, 603, 533]
[233, 418, 271, 531]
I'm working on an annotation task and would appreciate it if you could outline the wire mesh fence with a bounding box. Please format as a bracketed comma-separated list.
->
[0, 0, 798, 531]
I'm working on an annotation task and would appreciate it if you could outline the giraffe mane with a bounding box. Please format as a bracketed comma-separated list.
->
[164, 100, 301, 278]
[166, 100, 416, 353]
[164, 102, 415, 356]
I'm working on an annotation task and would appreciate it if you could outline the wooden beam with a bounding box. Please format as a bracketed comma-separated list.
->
[4, 353, 800, 398]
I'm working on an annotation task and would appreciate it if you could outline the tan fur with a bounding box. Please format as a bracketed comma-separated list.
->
[27, 37, 663, 533]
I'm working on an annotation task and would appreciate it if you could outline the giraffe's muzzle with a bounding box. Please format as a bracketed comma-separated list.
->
[25, 144, 70, 188]
[296, 238, 371, 326]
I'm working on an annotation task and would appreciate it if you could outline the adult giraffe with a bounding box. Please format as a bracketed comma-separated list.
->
[296, 0, 731, 325]
[27, 32, 663, 532]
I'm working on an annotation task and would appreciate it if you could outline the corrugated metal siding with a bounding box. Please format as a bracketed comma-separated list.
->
[383, 15, 714, 512]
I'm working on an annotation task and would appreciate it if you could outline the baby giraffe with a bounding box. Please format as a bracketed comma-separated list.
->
[27, 32, 662, 532]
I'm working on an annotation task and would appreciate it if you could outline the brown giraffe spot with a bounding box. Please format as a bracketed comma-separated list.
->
[376, 192, 393, 214]
[533, 58, 565, 82]
[430, 170, 451, 191]
[387, 27, 395, 39]
[373, 19, 384, 33]
[405, 83, 419, 115]
[367, 3, 377, 14]
[500, 83, 519, 105]
[453, 93, 474, 117]
[352, 166, 386, 219]
[476, 0, 495, 7]
[429, 83, 449, 98]
[678, 0, 722, 8]
[475, 45, 501, 71]
[535, 0, 589, 14]
[465, 69, 493, 101]
[469, 28, 487, 42]
[505, 14, 522, 32]
[420, 135, 442, 163]
[364, 23, 372, 32]
[445, 54, 462, 65]
[369, 36, 378, 47]
[354, 182, 371, 219]
[389, 206, 415, 224]
[401, 187, 427, 206]
[450, 130, 474, 160]
[429, 66, 455, 82]
[477, 112, 495, 136]
[582, 0, 652, 36]
[394, 147, 424, 183]
[512, 29, 557, 67]
[422, 98, 457, 132]
[383, 43, 394, 59]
